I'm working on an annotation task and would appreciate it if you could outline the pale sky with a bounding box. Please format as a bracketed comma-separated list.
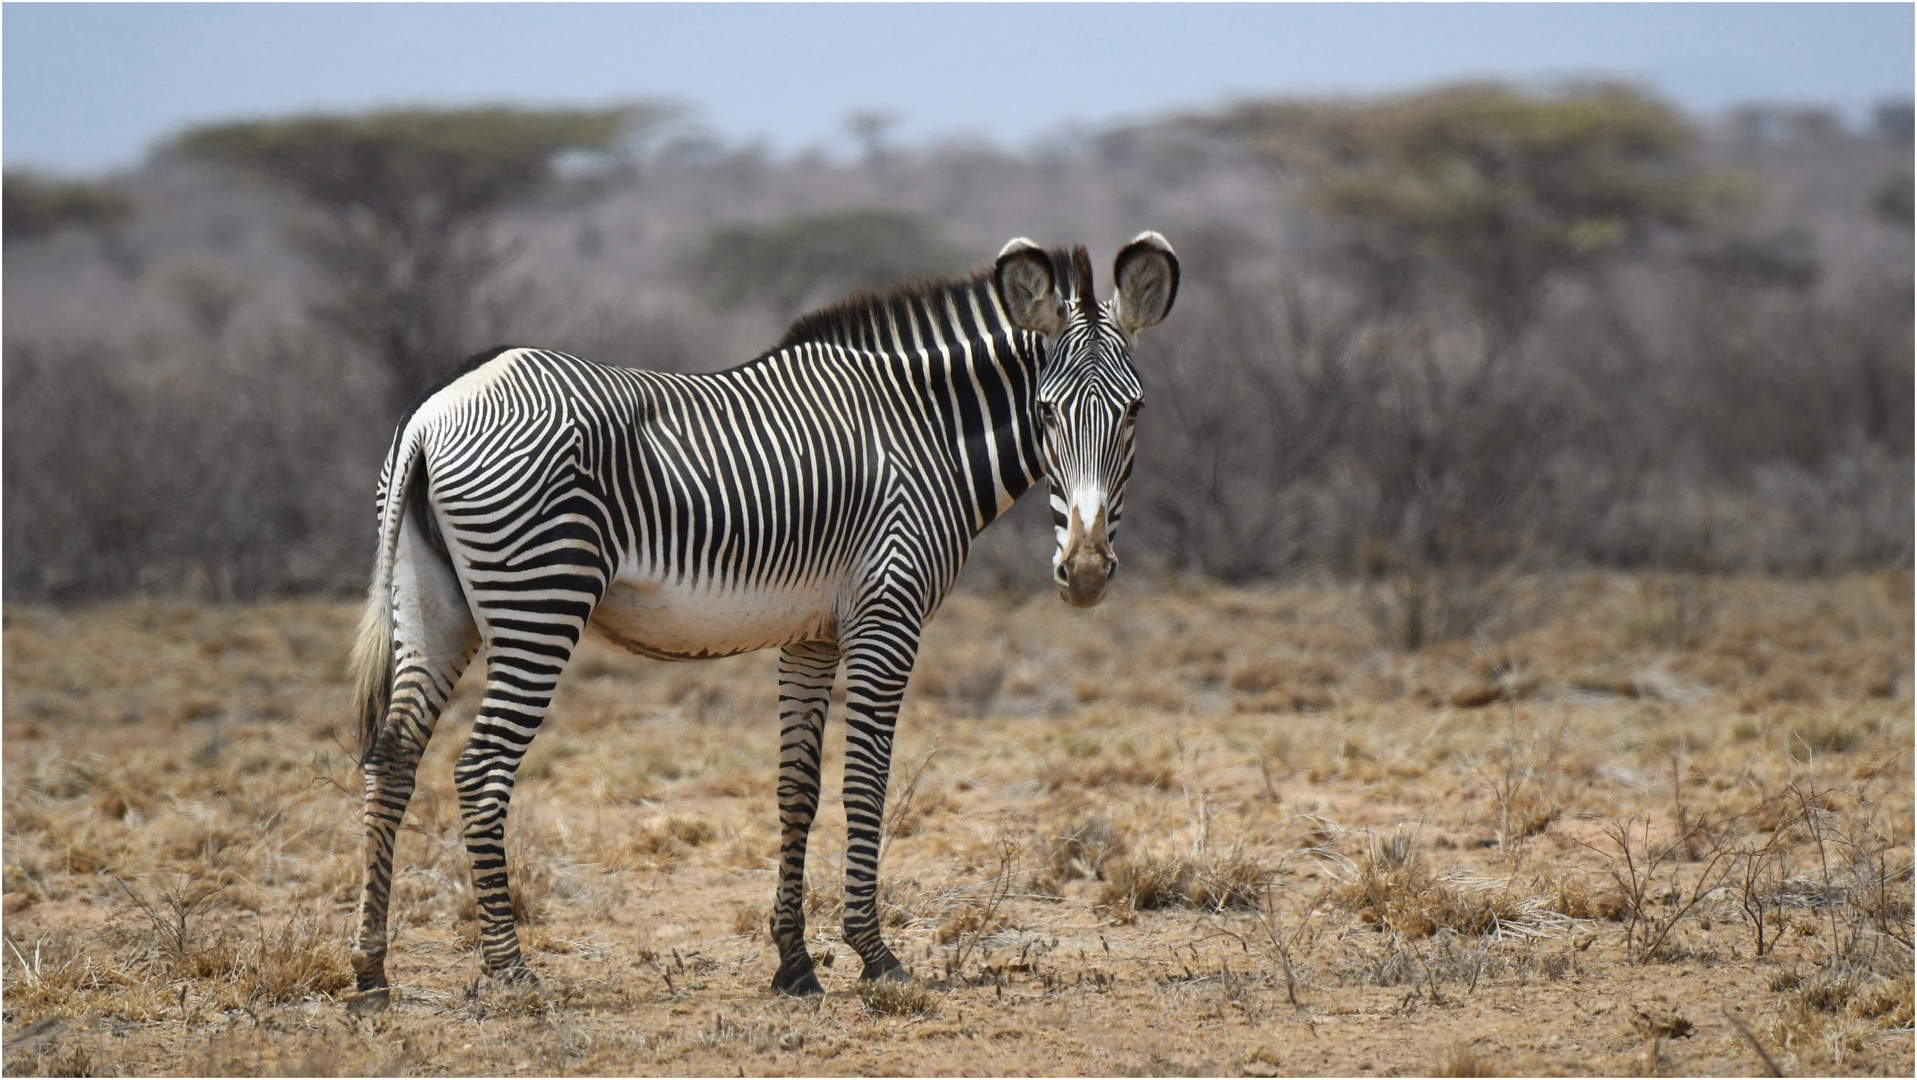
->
[5, 3, 1913, 175]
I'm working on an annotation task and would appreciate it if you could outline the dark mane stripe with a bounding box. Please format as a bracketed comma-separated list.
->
[775, 269, 978, 350]
[775, 246, 1082, 352]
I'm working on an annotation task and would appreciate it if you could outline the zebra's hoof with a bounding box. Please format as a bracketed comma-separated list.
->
[770, 958, 824, 997]
[859, 953, 908, 983]
[489, 963, 541, 987]
[343, 987, 390, 1013]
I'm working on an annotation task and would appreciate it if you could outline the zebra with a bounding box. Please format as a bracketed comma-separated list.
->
[344, 233, 1179, 1006]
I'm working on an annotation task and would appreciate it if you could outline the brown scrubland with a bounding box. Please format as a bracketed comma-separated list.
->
[4, 573, 1910, 1076]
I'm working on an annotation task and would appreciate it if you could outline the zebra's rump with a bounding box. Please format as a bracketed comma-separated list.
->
[588, 573, 841, 661]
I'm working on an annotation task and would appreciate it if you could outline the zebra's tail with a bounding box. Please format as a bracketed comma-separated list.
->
[349, 430, 425, 768]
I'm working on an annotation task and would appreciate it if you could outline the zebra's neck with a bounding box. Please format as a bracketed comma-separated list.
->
[776, 273, 1046, 533]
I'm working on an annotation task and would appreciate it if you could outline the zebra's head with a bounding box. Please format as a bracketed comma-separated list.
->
[993, 232, 1179, 608]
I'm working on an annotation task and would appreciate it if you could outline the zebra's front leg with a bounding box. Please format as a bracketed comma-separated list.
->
[839, 617, 922, 982]
[768, 640, 840, 996]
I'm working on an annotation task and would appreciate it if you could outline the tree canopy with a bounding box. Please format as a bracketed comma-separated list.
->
[170, 106, 649, 230]
[3, 172, 134, 243]
[169, 105, 662, 409]
[1197, 83, 1699, 341]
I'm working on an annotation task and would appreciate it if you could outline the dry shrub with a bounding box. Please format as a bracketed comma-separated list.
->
[857, 976, 939, 1017]
[104, 880, 349, 1010]
[1096, 850, 1268, 913]
[1434, 1044, 1501, 1077]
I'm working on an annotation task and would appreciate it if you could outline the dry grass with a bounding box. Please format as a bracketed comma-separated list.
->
[857, 976, 941, 1017]
[3, 574, 1911, 1076]
[1097, 849, 1270, 914]
[1435, 1044, 1503, 1077]
[1335, 855, 1540, 939]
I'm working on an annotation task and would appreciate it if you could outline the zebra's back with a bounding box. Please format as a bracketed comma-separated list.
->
[401, 346, 957, 662]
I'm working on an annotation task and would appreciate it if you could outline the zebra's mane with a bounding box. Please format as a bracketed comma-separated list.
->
[774, 247, 1082, 352]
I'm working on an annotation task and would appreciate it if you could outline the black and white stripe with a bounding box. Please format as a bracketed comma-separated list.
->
[345, 234, 1178, 1003]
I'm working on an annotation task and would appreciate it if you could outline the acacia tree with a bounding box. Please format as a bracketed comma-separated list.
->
[172, 105, 664, 409]
[1202, 83, 1698, 353]
[1190, 85, 1704, 645]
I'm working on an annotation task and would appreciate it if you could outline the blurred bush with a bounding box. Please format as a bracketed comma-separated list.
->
[686, 208, 964, 317]
[3, 172, 134, 242]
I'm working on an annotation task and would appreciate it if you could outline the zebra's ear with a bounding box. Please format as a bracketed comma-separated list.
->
[994, 238, 1064, 335]
[1112, 231, 1179, 334]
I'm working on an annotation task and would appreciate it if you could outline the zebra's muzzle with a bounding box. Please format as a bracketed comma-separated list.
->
[1056, 504, 1116, 608]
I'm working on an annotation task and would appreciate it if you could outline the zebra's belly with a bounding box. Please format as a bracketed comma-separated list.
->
[588, 574, 838, 661]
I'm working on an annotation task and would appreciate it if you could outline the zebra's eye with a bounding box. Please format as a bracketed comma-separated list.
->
[1124, 401, 1144, 423]
[1038, 401, 1060, 428]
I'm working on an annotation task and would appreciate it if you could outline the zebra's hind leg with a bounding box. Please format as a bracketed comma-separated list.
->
[452, 625, 589, 984]
[350, 515, 478, 1009]
[837, 609, 921, 983]
[768, 640, 840, 996]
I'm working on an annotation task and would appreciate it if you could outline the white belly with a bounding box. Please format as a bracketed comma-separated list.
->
[588, 573, 839, 660]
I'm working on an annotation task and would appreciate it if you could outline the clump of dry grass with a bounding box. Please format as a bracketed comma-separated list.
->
[1779, 968, 1917, 1027]
[4, 932, 168, 1023]
[598, 813, 719, 871]
[934, 901, 1014, 945]
[1433, 1044, 1501, 1077]
[1335, 830, 1536, 938]
[1040, 744, 1178, 791]
[1033, 816, 1126, 892]
[1096, 849, 1268, 913]
[245, 909, 354, 1004]
[1539, 872, 1627, 922]
[9, 885, 350, 1026]
[857, 976, 940, 1017]
[1848, 976, 1915, 1026]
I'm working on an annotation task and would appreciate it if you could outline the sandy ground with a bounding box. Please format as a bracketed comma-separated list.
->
[3, 573, 1912, 1076]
